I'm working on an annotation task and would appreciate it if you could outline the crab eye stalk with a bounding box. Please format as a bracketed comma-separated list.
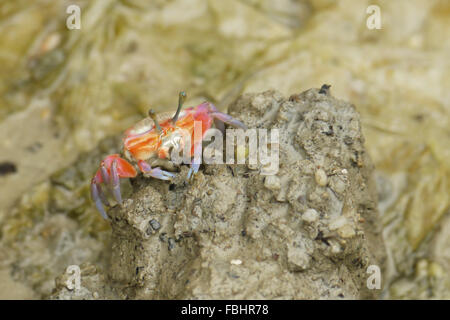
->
[148, 109, 162, 133]
[172, 91, 187, 123]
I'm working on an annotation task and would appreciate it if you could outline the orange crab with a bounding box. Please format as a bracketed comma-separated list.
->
[90, 91, 246, 219]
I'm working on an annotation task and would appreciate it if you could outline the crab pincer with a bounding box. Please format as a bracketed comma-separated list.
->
[90, 154, 137, 219]
[137, 160, 175, 180]
[90, 181, 109, 219]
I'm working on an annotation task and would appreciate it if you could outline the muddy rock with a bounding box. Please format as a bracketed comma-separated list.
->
[53, 88, 387, 299]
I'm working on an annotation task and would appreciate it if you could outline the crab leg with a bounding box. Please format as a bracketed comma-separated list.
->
[110, 159, 122, 205]
[210, 112, 247, 130]
[100, 164, 110, 186]
[138, 160, 175, 180]
[187, 118, 204, 180]
[201, 102, 246, 130]
[209, 105, 225, 132]
[90, 154, 138, 219]
[90, 181, 109, 220]
[187, 141, 202, 179]
[187, 160, 201, 180]
[96, 183, 110, 207]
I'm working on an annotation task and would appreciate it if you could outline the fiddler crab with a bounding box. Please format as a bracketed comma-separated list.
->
[90, 91, 246, 219]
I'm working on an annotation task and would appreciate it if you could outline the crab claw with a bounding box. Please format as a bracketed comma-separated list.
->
[90, 154, 137, 219]
[110, 159, 123, 205]
[138, 160, 175, 181]
[187, 140, 202, 180]
[90, 182, 109, 220]
[187, 161, 201, 180]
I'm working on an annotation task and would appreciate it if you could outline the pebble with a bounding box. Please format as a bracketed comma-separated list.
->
[315, 168, 328, 187]
[415, 259, 428, 278]
[264, 175, 281, 190]
[302, 209, 318, 223]
[329, 216, 347, 230]
[192, 206, 202, 218]
[230, 259, 242, 265]
[330, 177, 346, 194]
[149, 219, 161, 231]
[337, 225, 355, 238]
[428, 262, 444, 278]
[159, 232, 167, 242]
[168, 238, 175, 250]
[330, 242, 342, 254]
[287, 245, 311, 271]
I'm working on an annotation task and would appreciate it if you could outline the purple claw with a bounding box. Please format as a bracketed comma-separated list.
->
[214, 118, 225, 134]
[146, 167, 175, 180]
[187, 141, 202, 180]
[100, 164, 110, 186]
[90, 182, 109, 220]
[187, 161, 200, 180]
[111, 159, 122, 205]
[210, 112, 247, 129]
[139, 160, 175, 181]
[97, 184, 110, 207]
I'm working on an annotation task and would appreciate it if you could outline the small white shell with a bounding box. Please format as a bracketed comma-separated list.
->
[315, 168, 328, 187]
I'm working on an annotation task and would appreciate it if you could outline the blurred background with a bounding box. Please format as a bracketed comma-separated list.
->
[0, 0, 448, 299]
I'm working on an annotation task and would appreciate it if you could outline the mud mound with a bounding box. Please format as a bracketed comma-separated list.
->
[51, 88, 386, 299]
